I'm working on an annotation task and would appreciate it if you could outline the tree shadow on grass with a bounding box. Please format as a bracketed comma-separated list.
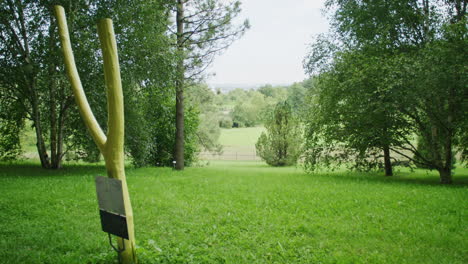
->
[309, 168, 468, 188]
[0, 162, 107, 178]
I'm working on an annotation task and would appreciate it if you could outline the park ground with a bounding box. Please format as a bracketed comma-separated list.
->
[0, 128, 467, 263]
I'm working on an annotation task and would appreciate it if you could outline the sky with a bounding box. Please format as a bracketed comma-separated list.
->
[207, 0, 329, 87]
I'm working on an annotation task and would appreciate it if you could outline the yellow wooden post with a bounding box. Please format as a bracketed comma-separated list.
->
[54, 6, 137, 264]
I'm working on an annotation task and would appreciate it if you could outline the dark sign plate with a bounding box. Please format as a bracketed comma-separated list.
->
[99, 210, 129, 239]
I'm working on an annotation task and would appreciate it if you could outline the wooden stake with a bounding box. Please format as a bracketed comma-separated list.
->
[54, 6, 137, 263]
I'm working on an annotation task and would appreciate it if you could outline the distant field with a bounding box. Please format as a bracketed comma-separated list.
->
[21, 125, 266, 161]
[203, 126, 265, 160]
[219, 126, 265, 147]
[0, 161, 467, 263]
[19, 121, 38, 158]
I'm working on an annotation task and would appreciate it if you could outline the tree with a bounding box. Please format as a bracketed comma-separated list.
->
[303, 0, 467, 183]
[55, 6, 137, 263]
[1, 1, 61, 168]
[186, 83, 222, 153]
[396, 21, 467, 182]
[96, 0, 194, 168]
[1, 0, 181, 168]
[258, 84, 287, 100]
[231, 90, 266, 127]
[171, 0, 249, 170]
[256, 101, 302, 166]
[132, 90, 200, 167]
[286, 81, 308, 117]
[303, 0, 429, 176]
[303, 51, 411, 176]
[0, 1, 117, 168]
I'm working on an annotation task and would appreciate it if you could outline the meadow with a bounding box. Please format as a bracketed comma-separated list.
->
[0, 160, 467, 263]
[201, 126, 265, 160]
[218, 127, 265, 148]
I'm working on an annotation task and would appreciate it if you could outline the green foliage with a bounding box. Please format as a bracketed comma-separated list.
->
[406, 20, 468, 172]
[0, 161, 467, 263]
[457, 130, 468, 166]
[186, 84, 222, 153]
[226, 88, 248, 103]
[304, 0, 467, 182]
[0, 90, 24, 161]
[126, 89, 200, 167]
[0, 119, 23, 161]
[256, 102, 302, 166]
[286, 82, 307, 116]
[413, 136, 437, 170]
[218, 116, 233, 128]
[302, 52, 410, 173]
[231, 91, 267, 127]
[413, 136, 457, 170]
[173, 0, 250, 79]
[1, 0, 201, 169]
[258, 84, 287, 100]
[209, 82, 309, 132]
[171, 0, 249, 169]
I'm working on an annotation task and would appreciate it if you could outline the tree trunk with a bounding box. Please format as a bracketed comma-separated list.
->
[30, 85, 50, 169]
[175, 80, 185, 170]
[49, 87, 58, 168]
[55, 102, 68, 169]
[438, 167, 452, 184]
[48, 20, 60, 169]
[383, 145, 393, 176]
[174, 0, 185, 170]
[440, 111, 454, 184]
[422, 0, 430, 42]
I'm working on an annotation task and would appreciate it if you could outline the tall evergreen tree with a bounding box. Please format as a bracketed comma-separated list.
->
[171, 0, 249, 170]
[256, 101, 302, 166]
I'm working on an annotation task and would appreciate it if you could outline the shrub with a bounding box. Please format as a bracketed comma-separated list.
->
[219, 116, 233, 128]
[255, 101, 302, 166]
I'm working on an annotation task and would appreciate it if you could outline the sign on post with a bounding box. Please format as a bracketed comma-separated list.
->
[95, 176, 129, 239]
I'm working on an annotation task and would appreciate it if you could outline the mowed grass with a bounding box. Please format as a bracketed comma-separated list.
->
[218, 127, 265, 159]
[219, 127, 265, 148]
[0, 161, 467, 263]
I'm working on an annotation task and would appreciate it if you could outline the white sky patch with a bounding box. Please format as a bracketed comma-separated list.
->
[207, 0, 329, 87]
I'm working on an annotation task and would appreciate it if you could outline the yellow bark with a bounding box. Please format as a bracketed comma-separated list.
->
[54, 6, 137, 263]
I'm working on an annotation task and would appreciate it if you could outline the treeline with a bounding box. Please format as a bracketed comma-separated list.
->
[301, 0, 467, 184]
[181, 82, 308, 158]
[0, 0, 248, 169]
[208, 81, 309, 128]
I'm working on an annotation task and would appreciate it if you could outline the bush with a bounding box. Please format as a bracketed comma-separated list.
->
[126, 89, 200, 167]
[0, 118, 22, 161]
[219, 116, 233, 128]
[231, 91, 266, 127]
[255, 101, 302, 166]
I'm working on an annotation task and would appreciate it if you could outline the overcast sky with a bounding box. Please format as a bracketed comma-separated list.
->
[207, 0, 329, 87]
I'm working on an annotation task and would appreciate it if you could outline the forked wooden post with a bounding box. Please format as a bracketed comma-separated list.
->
[54, 6, 137, 264]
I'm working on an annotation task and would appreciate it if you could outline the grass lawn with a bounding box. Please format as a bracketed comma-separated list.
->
[219, 127, 265, 148]
[0, 161, 467, 263]
[215, 127, 265, 160]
